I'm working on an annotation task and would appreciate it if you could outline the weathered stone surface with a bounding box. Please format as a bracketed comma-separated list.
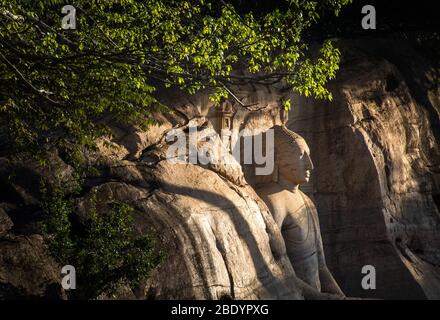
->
[1, 112, 327, 299]
[0, 208, 13, 236]
[97, 115, 179, 162]
[0, 234, 64, 299]
[1, 37, 439, 300]
[0, 152, 77, 206]
[138, 160, 300, 299]
[87, 124, 338, 299]
[0, 118, 345, 300]
[287, 39, 440, 299]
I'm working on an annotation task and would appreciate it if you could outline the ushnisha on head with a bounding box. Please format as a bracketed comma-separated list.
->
[272, 125, 314, 186]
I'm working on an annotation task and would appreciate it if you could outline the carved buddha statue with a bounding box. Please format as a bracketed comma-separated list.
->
[255, 125, 344, 296]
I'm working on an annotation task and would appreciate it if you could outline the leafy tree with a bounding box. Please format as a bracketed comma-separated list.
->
[0, 0, 351, 155]
[42, 189, 163, 299]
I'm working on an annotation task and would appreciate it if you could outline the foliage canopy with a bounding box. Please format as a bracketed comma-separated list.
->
[0, 0, 351, 154]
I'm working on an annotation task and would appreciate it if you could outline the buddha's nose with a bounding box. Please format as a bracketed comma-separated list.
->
[305, 154, 314, 170]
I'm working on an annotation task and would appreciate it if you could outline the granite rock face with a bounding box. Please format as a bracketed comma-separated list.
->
[100, 121, 333, 299]
[287, 39, 440, 299]
[1, 37, 439, 300]
[0, 113, 339, 299]
[0, 208, 13, 236]
[0, 155, 75, 299]
[0, 233, 64, 299]
[138, 151, 298, 299]
[90, 122, 305, 299]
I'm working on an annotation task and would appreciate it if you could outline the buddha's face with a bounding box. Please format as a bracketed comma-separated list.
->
[276, 137, 314, 185]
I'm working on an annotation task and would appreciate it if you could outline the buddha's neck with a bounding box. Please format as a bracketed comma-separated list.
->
[278, 175, 300, 193]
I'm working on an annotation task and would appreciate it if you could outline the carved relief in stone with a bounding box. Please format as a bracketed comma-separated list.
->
[254, 125, 345, 296]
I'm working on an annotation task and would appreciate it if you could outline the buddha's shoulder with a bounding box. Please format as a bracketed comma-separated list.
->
[297, 191, 318, 214]
[255, 183, 286, 203]
[298, 191, 315, 206]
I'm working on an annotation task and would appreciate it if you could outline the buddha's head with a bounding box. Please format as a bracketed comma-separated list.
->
[273, 126, 314, 186]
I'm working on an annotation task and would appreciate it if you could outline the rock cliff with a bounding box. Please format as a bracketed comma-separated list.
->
[1, 36, 439, 300]
[287, 37, 440, 299]
[0, 113, 336, 299]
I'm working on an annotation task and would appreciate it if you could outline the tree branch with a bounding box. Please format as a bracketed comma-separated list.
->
[0, 51, 60, 105]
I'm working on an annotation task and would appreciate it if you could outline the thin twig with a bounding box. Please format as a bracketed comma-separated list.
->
[0, 51, 60, 105]
[75, 5, 120, 48]
[219, 82, 270, 111]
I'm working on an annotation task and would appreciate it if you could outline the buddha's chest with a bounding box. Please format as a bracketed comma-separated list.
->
[281, 200, 318, 258]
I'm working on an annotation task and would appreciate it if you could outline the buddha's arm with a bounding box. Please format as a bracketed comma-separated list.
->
[318, 260, 344, 296]
[295, 276, 344, 300]
[314, 212, 345, 296]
